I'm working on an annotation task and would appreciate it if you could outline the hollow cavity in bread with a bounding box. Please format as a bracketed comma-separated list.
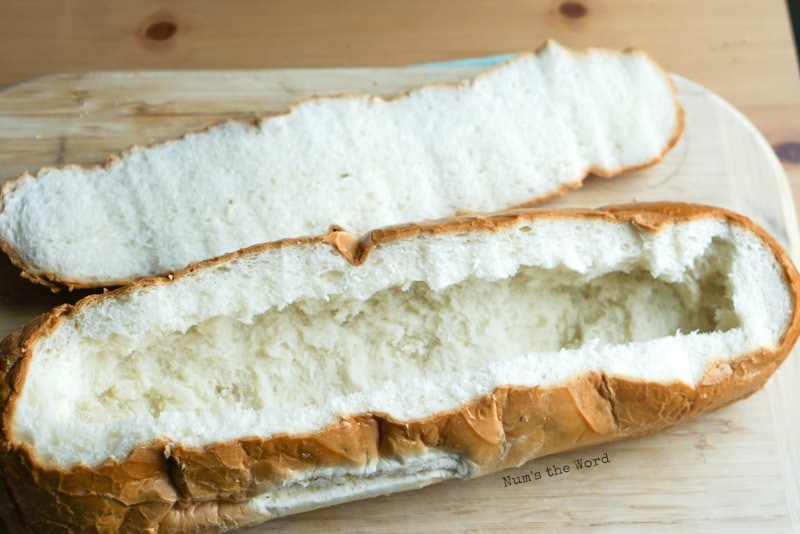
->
[10, 207, 794, 470]
[0, 41, 683, 288]
[76, 263, 735, 419]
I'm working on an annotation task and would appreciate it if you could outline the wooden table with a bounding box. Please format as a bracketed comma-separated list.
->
[1, 1, 799, 531]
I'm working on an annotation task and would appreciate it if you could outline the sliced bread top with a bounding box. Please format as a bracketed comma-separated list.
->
[0, 41, 683, 289]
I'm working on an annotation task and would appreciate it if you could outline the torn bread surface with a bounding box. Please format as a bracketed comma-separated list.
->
[2, 203, 798, 532]
[0, 40, 683, 288]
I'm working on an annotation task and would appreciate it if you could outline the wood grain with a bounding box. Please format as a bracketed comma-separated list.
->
[0, 65, 797, 531]
[0, 1, 796, 99]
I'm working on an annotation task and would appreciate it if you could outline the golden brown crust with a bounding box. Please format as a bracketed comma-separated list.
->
[0, 40, 685, 291]
[0, 202, 797, 532]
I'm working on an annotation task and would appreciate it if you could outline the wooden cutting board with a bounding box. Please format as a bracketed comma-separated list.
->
[0, 62, 798, 532]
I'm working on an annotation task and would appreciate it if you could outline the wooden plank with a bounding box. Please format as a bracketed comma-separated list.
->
[0, 0, 796, 99]
[0, 65, 798, 530]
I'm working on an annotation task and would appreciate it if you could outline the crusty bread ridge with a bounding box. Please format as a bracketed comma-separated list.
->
[0, 202, 797, 532]
[0, 40, 684, 290]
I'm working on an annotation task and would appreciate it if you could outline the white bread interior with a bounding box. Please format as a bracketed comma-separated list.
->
[0, 41, 682, 288]
[11, 208, 793, 469]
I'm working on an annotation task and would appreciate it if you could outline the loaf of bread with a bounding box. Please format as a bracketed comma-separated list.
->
[0, 41, 683, 290]
[0, 203, 797, 532]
